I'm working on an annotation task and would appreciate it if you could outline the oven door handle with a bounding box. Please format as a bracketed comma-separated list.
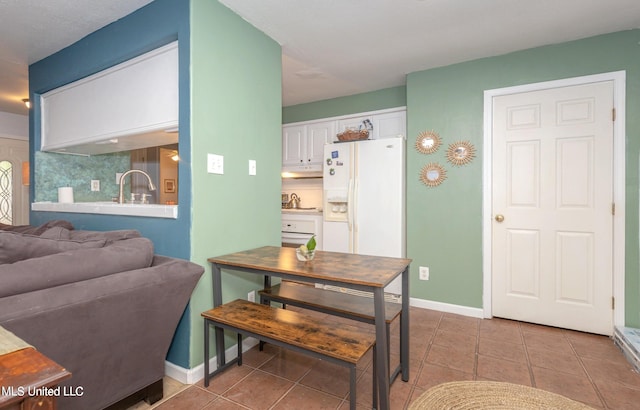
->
[282, 232, 313, 240]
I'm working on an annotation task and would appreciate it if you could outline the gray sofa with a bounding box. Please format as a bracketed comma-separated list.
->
[0, 221, 204, 410]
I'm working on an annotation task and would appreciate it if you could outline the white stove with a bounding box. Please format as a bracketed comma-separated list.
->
[281, 210, 323, 250]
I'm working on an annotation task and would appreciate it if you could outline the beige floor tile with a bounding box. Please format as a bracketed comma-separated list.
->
[125, 308, 640, 410]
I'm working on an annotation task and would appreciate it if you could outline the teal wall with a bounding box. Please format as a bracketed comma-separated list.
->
[28, 0, 194, 367]
[282, 86, 406, 124]
[188, 0, 282, 367]
[29, 0, 191, 260]
[283, 30, 640, 328]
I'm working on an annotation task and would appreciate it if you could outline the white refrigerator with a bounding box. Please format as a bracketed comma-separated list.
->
[322, 136, 406, 294]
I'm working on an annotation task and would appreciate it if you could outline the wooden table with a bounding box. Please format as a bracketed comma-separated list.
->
[208, 246, 411, 410]
[0, 347, 71, 410]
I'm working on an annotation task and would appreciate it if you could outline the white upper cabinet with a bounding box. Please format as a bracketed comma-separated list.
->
[375, 110, 406, 139]
[282, 125, 306, 167]
[282, 121, 335, 172]
[41, 41, 179, 155]
[307, 122, 335, 164]
[282, 108, 406, 175]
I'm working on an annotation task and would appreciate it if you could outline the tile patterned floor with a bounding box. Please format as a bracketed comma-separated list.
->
[131, 306, 640, 409]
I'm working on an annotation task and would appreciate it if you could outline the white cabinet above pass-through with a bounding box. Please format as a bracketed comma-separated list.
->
[40, 41, 179, 155]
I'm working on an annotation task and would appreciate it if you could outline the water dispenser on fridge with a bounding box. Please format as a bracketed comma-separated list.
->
[324, 190, 348, 222]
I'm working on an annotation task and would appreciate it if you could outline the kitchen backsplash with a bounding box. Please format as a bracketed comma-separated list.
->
[281, 178, 323, 208]
[34, 151, 131, 202]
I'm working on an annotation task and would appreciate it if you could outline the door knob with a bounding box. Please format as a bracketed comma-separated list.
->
[495, 214, 505, 222]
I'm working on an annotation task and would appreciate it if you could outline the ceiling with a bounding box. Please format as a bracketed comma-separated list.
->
[0, 0, 154, 116]
[1, 0, 639, 116]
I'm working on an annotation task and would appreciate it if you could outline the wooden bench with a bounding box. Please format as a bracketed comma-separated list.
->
[202, 299, 377, 410]
[259, 280, 403, 382]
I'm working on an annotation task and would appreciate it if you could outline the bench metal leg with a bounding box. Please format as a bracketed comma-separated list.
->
[258, 293, 268, 351]
[237, 333, 243, 366]
[372, 344, 378, 410]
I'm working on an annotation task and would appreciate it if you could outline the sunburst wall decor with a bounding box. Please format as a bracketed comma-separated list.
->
[446, 140, 476, 166]
[420, 162, 447, 187]
[415, 130, 442, 154]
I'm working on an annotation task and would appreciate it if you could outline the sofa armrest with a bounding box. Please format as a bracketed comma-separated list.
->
[0, 256, 204, 410]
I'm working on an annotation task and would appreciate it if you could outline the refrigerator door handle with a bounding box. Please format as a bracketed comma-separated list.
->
[352, 178, 358, 253]
[347, 178, 354, 232]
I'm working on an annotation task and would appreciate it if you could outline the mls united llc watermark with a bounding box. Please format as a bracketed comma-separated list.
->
[2, 385, 84, 398]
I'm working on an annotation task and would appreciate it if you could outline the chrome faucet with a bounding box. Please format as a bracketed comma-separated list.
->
[118, 170, 157, 204]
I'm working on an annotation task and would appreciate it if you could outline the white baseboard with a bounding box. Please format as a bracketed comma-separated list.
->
[166, 299, 482, 382]
[410, 297, 484, 319]
[164, 337, 259, 385]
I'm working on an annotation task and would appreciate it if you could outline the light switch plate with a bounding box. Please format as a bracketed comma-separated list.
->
[207, 154, 224, 174]
[249, 159, 257, 176]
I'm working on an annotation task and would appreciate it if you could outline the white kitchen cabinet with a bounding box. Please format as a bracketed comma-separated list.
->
[282, 121, 334, 172]
[40, 41, 178, 155]
[375, 110, 406, 139]
[282, 125, 305, 167]
[307, 121, 335, 164]
[282, 107, 406, 174]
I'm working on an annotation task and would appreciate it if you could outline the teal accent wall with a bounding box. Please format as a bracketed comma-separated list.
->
[407, 30, 640, 326]
[29, 0, 191, 260]
[188, 1, 282, 367]
[28, 0, 193, 367]
[282, 86, 406, 124]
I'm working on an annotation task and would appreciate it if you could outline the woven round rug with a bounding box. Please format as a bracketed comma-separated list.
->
[408, 381, 595, 410]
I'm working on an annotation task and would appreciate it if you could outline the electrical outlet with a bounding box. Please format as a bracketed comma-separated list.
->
[419, 266, 429, 280]
[247, 290, 255, 302]
[207, 153, 224, 174]
[90, 180, 100, 192]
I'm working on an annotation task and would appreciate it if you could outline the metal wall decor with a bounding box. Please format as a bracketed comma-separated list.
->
[446, 140, 476, 166]
[420, 162, 447, 187]
[415, 130, 442, 154]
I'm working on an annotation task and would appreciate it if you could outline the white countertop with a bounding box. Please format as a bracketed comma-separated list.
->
[32, 201, 178, 219]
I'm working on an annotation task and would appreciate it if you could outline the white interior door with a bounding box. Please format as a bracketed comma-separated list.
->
[491, 81, 614, 335]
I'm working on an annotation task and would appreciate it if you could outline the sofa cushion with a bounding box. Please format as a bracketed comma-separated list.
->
[0, 220, 74, 235]
[39, 226, 72, 240]
[0, 232, 106, 264]
[0, 237, 154, 298]
[69, 229, 141, 244]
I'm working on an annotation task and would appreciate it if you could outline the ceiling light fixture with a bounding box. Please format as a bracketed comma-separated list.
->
[22, 99, 30, 109]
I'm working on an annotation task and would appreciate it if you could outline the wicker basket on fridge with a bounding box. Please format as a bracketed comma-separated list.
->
[336, 129, 369, 142]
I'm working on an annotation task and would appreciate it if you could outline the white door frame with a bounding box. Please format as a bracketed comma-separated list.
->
[482, 71, 626, 327]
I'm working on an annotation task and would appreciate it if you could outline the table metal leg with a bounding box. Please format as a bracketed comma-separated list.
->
[212, 263, 223, 307]
[401, 266, 410, 381]
[204, 319, 210, 387]
[373, 287, 390, 410]
[211, 263, 225, 368]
